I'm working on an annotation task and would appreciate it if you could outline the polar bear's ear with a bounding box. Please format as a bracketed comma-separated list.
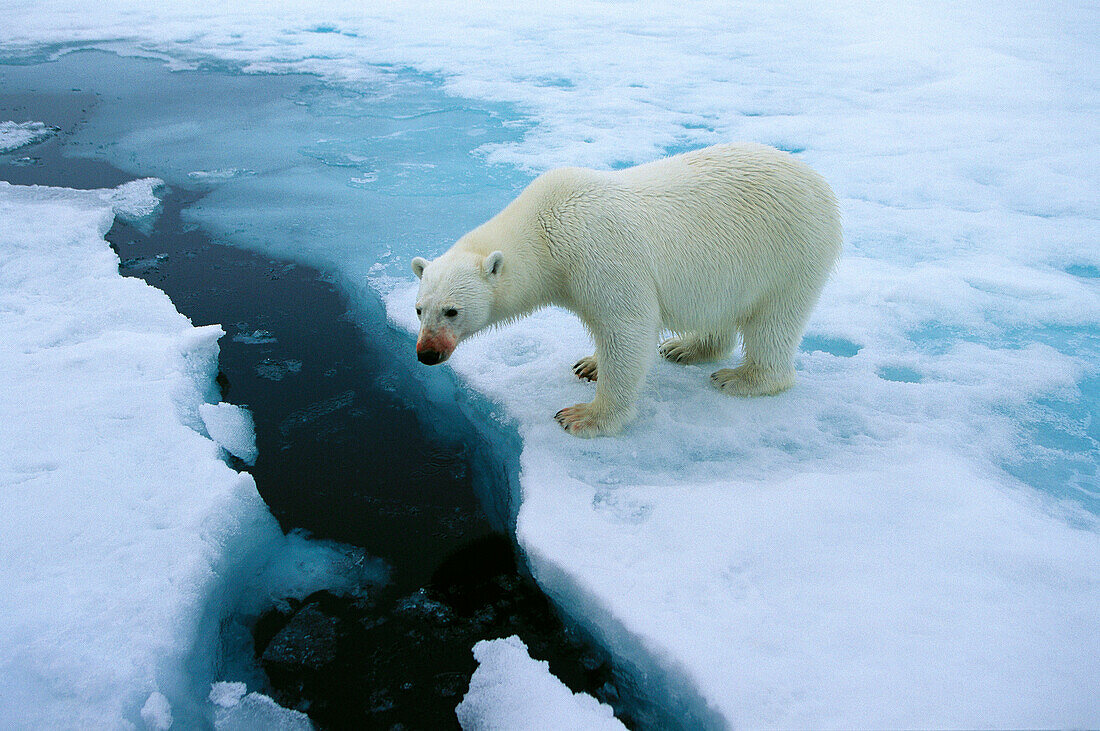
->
[411, 256, 429, 279]
[483, 250, 505, 279]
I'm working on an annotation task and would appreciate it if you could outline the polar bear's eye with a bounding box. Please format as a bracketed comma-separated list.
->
[415, 306, 422, 317]
[444, 308, 459, 318]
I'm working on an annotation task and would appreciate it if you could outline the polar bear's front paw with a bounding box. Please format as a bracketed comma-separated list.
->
[554, 403, 609, 437]
[572, 355, 598, 381]
[710, 365, 795, 397]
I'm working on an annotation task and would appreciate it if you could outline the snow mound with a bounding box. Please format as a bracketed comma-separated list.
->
[201, 401, 259, 465]
[456, 636, 625, 731]
[0, 120, 55, 151]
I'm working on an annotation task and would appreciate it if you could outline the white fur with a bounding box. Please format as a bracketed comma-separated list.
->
[412, 143, 842, 436]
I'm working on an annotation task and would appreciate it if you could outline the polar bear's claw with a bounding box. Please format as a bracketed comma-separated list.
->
[572, 355, 598, 381]
[659, 335, 725, 364]
[554, 403, 604, 436]
[659, 337, 695, 363]
[710, 365, 795, 397]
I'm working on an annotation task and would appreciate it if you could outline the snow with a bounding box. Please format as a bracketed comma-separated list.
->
[2, 0, 1098, 727]
[200, 402, 259, 465]
[456, 636, 625, 731]
[0, 120, 55, 152]
[0, 179, 378, 728]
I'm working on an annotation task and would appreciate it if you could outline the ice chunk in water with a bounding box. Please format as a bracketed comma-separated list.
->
[200, 402, 259, 465]
[209, 682, 248, 709]
[0, 120, 55, 151]
[232, 329, 277, 345]
[455, 636, 624, 731]
[105, 177, 163, 221]
[213, 689, 312, 731]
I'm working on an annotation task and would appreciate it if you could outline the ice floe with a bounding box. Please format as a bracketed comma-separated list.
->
[0, 179, 376, 727]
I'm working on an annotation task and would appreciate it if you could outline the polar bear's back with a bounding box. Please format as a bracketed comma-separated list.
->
[613, 143, 839, 259]
[597, 143, 841, 329]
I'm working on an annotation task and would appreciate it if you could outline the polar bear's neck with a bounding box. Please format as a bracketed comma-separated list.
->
[456, 188, 561, 327]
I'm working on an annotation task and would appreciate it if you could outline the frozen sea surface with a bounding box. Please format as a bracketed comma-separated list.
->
[2, 1, 1099, 727]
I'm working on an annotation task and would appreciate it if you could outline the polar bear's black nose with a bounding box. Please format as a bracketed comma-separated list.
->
[418, 349, 443, 365]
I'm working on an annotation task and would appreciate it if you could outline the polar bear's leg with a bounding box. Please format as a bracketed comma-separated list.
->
[710, 302, 801, 397]
[572, 354, 599, 381]
[556, 314, 659, 436]
[658, 332, 732, 364]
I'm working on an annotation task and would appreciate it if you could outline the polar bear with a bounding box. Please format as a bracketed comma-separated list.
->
[411, 143, 841, 437]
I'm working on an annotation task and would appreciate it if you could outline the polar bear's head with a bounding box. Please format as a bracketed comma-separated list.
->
[411, 250, 504, 365]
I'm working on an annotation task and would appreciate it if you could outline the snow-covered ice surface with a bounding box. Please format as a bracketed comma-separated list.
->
[456, 636, 625, 731]
[2, 0, 1099, 727]
[0, 179, 377, 728]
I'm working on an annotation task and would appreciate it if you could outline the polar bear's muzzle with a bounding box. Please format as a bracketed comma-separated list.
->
[416, 330, 455, 365]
